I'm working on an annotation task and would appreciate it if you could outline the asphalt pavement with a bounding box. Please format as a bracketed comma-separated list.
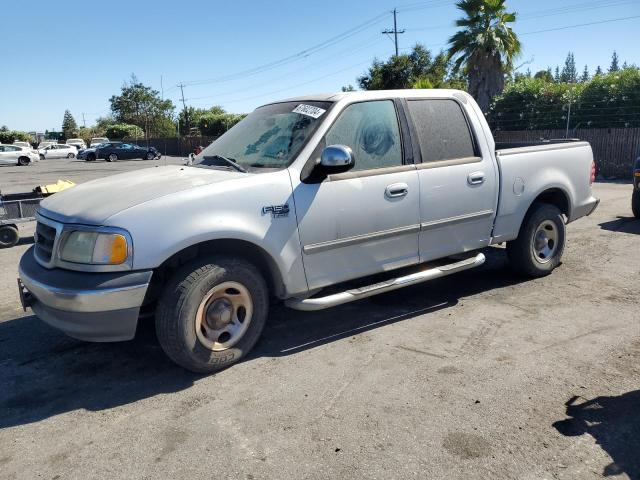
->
[0, 160, 638, 479]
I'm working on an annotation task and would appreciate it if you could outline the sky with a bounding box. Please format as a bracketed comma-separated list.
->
[1, 0, 639, 132]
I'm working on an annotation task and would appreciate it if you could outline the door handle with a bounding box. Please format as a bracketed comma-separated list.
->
[467, 171, 486, 185]
[385, 183, 409, 198]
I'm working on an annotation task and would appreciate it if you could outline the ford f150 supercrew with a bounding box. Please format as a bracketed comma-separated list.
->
[18, 89, 600, 372]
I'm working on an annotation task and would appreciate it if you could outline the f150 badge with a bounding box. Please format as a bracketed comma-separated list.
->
[262, 204, 290, 218]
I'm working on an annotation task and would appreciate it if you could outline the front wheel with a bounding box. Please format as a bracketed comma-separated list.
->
[156, 256, 269, 373]
[507, 203, 566, 277]
[86, 153, 96, 162]
[67, 153, 75, 158]
[17, 156, 30, 166]
[107, 153, 118, 162]
[632, 189, 640, 219]
[146, 152, 155, 160]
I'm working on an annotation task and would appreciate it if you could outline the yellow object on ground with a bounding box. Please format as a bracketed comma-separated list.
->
[35, 180, 76, 196]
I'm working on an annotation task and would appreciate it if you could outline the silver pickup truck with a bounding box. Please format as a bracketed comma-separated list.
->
[18, 89, 599, 372]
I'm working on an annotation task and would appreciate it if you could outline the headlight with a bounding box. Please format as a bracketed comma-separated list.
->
[59, 230, 129, 265]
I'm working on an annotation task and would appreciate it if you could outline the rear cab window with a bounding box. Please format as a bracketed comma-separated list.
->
[406, 99, 477, 163]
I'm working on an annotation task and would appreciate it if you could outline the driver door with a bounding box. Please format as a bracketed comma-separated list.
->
[293, 99, 420, 290]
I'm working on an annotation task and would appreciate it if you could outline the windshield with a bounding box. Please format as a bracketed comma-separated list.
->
[194, 101, 331, 171]
[92, 138, 108, 143]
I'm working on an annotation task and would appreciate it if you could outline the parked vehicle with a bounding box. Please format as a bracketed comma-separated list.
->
[76, 144, 104, 161]
[0, 144, 39, 166]
[13, 141, 32, 149]
[39, 144, 77, 159]
[90, 137, 109, 147]
[92, 142, 160, 162]
[65, 138, 86, 150]
[18, 89, 599, 373]
[633, 157, 640, 218]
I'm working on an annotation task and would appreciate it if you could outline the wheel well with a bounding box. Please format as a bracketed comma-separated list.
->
[531, 188, 570, 218]
[147, 239, 285, 303]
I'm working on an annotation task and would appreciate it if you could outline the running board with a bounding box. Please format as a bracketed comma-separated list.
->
[286, 253, 485, 311]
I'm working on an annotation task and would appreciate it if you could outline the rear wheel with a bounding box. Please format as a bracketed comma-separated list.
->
[507, 203, 566, 277]
[146, 151, 155, 160]
[39, 154, 45, 160]
[86, 153, 96, 162]
[17, 156, 30, 166]
[632, 189, 640, 219]
[156, 256, 269, 373]
[107, 153, 118, 162]
[0, 225, 19, 248]
[67, 153, 75, 158]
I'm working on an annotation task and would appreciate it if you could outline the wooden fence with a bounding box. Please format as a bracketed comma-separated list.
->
[493, 128, 640, 178]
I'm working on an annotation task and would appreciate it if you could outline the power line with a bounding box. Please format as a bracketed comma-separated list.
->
[520, 15, 640, 36]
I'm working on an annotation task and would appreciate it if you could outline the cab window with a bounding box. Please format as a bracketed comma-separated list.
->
[324, 100, 402, 172]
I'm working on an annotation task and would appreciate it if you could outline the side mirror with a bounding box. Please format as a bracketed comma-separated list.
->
[320, 145, 355, 171]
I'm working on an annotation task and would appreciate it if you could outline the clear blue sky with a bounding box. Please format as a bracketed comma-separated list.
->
[1, 0, 638, 132]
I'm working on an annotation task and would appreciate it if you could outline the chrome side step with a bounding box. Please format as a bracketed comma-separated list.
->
[286, 253, 485, 311]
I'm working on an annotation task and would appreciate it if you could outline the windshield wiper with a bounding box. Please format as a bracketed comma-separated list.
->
[207, 155, 247, 173]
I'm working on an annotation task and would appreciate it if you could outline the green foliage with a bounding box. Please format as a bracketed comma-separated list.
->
[0, 129, 31, 144]
[109, 74, 175, 138]
[198, 113, 246, 137]
[534, 69, 554, 83]
[341, 85, 356, 92]
[560, 53, 577, 83]
[178, 106, 225, 136]
[580, 65, 590, 83]
[105, 123, 145, 139]
[447, 0, 521, 111]
[609, 51, 620, 73]
[488, 68, 640, 130]
[358, 45, 463, 91]
[61, 110, 78, 140]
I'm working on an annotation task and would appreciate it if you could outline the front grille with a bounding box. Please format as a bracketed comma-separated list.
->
[35, 221, 57, 262]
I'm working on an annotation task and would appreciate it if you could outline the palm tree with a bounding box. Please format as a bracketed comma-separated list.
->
[448, 0, 521, 112]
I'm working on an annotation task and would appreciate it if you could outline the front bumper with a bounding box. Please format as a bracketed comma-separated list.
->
[18, 246, 152, 342]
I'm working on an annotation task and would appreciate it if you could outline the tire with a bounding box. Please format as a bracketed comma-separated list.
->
[86, 153, 96, 162]
[0, 225, 19, 248]
[67, 153, 75, 158]
[507, 203, 566, 277]
[39, 154, 45, 161]
[17, 156, 30, 166]
[632, 189, 640, 219]
[146, 152, 155, 160]
[107, 153, 118, 162]
[156, 256, 269, 373]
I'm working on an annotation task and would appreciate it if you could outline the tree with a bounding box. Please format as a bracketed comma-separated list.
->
[595, 65, 603, 76]
[534, 69, 554, 82]
[198, 113, 246, 137]
[358, 45, 461, 91]
[580, 65, 590, 83]
[178, 106, 225, 135]
[554, 66, 561, 82]
[609, 51, 620, 73]
[447, 0, 521, 112]
[109, 75, 175, 138]
[341, 85, 356, 92]
[61, 110, 78, 140]
[105, 123, 145, 139]
[560, 52, 578, 83]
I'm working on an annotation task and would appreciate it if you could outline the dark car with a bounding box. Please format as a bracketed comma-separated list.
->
[633, 156, 640, 218]
[88, 142, 160, 162]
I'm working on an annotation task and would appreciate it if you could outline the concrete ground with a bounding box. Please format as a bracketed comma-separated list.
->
[0, 161, 638, 479]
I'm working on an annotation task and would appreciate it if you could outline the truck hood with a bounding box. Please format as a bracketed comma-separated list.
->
[39, 165, 245, 224]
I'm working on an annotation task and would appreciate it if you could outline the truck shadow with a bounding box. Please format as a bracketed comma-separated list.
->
[0, 247, 524, 429]
[599, 216, 640, 235]
[552, 391, 640, 479]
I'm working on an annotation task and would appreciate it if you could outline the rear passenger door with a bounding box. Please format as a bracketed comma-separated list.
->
[405, 98, 497, 261]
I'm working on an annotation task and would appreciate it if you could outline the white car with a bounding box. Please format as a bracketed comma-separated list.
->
[90, 137, 109, 147]
[39, 144, 78, 159]
[66, 138, 86, 150]
[0, 144, 39, 166]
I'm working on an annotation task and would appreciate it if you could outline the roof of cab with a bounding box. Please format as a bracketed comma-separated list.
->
[264, 89, 470, 106]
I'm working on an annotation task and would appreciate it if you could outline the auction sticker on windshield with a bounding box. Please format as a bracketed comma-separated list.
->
[292, 104, 326, 119]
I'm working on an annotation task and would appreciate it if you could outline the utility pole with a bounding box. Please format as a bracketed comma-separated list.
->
[382, 8, 405, 57]
[82, 113, 86, 128]
[179, 83, 188, 135]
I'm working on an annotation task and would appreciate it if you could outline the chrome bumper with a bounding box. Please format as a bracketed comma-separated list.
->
[18, 246, 152, 342]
